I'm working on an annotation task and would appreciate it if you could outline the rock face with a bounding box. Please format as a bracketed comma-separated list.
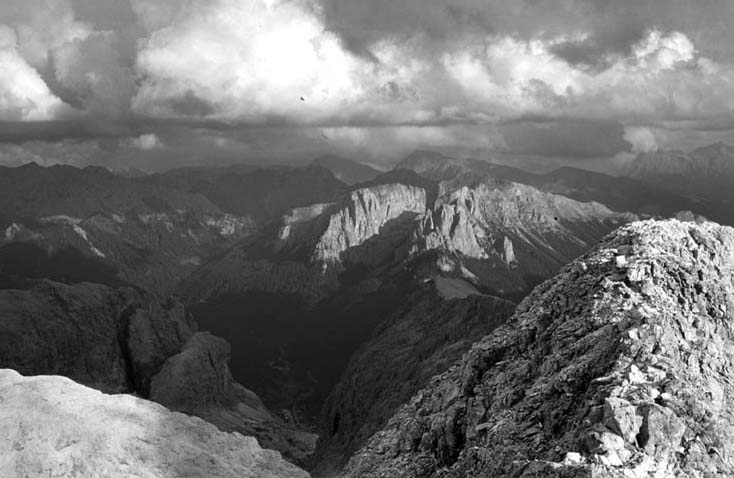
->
[0, 369, 309, 478]
[343, 219, 734, 478]
[149, 332, 317, 464]
[311, 184, 426, 266]
[0, 280, 313, 463]
[411, 179, 634, 298]
[179, 183, 427, 304]
[0, 280, 189, 393]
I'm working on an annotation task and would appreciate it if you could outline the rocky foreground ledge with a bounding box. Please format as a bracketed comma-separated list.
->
[343, 219, 734, 477]
[0, 369, 310, 478]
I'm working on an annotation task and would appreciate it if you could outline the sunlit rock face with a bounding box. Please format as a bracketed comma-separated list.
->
[343, 219, 734, 478]
[409, 179, 634, 298]
[180, 183, 427, 304]
[0, 369, 310, 478]
[311, 184, 427, 266]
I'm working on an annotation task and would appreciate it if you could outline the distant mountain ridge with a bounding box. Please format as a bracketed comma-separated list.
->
[0, 162, 348, 296]
[310, 155, 383, 185]
[394, 148, 734, 226]
[623, 142, 734, 200]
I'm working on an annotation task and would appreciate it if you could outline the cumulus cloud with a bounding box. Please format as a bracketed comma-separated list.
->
[624, 127, 659, 154]
[131, 0, 365, 123]
[126, 133, 163, 150]
[0, 25, 68, 120]
[1, 0, 734, 165]
[53, 32, 135, 117]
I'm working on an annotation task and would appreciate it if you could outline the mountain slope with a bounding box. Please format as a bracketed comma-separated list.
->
[314, 288, 516, 475]
[0, 163, 256, 295]
[311, 156, 383, 185]
[344, 219, 734, 477]
[488, 165, 718, 220]
[146, 164, 348, 224]
[395, 150, 493, 181]
[624, 142, 734, 201]
[0, 369, 309, 478]
[396, 150, 731, 225]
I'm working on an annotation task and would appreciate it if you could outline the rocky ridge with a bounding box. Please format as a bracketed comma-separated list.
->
[343, 219, 734, 477]
[411, 178, 633, 297]
[0, 369, 309, 478]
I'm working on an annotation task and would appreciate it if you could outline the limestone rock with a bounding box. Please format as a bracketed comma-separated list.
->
[150, 332, 234, 409]
[312, 184, 426, 266]
[0, 279, 312, 462]
[0, 369, 309, 478]
[343, 219, 734, 478]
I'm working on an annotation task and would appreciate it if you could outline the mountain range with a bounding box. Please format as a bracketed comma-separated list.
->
[1, 144, 733, 477]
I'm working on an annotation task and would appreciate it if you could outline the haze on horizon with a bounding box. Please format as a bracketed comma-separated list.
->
[1, 0, 734, 172]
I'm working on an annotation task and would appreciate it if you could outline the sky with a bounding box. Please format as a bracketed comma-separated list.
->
[1, 0, 734, 171]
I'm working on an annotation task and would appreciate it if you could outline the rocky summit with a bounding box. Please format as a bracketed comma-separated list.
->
[343, 219, 734, 477]
[0, 369, 309, 478]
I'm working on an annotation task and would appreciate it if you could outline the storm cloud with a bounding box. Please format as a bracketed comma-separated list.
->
[1, 0, 733, 166]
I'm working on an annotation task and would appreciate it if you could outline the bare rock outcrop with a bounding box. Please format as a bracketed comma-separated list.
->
[344, 219, 734, 477]
[0, 369, 309, 478]
[312, 184, 426, 266]
[0, 280, 313, 463]
[150, 332, 317, 464]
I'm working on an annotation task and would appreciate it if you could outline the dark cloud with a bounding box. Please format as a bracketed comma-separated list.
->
[319, 0, 734, 65]
[0, 120, 135, 144]
[550, 23, 647, 69]
[1, 0, 734, 169]
[500, 119, 631, 158]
